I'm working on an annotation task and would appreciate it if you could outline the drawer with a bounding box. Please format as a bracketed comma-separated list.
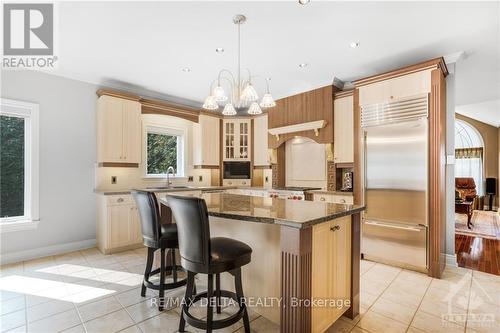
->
[332, 195, 353, 204]
[313, 194, 333, 203]
[106, 195, 134, 205]
[223, 179, 250, 186]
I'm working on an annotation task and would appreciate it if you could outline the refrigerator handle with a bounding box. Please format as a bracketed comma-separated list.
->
[364, 220, 424, 232]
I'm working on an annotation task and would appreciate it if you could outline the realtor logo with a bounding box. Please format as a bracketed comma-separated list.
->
[3, 3, 53, 55]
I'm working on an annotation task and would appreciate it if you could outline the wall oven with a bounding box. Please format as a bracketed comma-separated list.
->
[223, 161, 251, 179]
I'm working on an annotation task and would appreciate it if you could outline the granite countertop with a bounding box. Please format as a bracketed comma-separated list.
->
[159, 192, 365, 229]
[308, 190, 354, 196]
[94, 185, 237, 196]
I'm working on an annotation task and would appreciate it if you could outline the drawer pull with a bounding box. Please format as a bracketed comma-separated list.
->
[330, 225, 340, 232]
[320, 197, 326, 201]
[117, 198, 124, 203]
[340, 199, 346, 203]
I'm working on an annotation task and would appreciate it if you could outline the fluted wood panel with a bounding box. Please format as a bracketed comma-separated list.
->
[280, 227, 312, 333]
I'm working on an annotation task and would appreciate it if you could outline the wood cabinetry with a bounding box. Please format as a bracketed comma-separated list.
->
[334, 95, 354, 163]
[97, 194, 143, 254]
[313, 193, 353, 205]
[97, 95, 142, 165]
[312, 216, 351, 332]
[253, 115, 269, 166]
[358, 69, 432, 107]
[193, 114, 220, 167]
[223, 119, 251, 160]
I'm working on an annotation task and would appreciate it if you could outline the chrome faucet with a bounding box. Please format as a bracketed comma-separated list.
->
[166, 166, 175, 187]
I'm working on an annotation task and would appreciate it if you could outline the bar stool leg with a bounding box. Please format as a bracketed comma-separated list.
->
[178, 271, 195, 333]
[206, 274, 214, 333]
[171, 248, 178, 283]
[215, 273, 221, 314]
[159, 248, 166, 311]
[234, 268, 250, 333]
[142, 248, 154, 297]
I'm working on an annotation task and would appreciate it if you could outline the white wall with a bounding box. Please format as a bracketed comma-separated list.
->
[445, 65, 456, 260]
[1, 70, 98, 260]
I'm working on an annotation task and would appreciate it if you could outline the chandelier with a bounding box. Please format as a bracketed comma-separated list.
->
[202, 14, 276, 115]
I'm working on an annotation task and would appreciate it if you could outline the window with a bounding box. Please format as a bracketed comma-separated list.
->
[0, 99, 39, 232]
[145, 126, 184, 177]
[455, 120, 484, 194]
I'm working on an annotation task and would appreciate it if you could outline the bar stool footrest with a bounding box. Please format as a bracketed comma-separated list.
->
[183, 290, 247, 330]
[144, 266, 187, 290]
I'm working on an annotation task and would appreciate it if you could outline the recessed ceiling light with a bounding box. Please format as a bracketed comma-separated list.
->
[298, 0, 311, 5]
[215, 47, 224, 53]
[298, 63, 308, 68]
[182, 67, 191, 72]
[349, 42, 360, 48]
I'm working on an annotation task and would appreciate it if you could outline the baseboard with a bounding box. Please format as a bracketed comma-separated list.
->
[445, 253, 458, 267]
[0, 239, 96, 265]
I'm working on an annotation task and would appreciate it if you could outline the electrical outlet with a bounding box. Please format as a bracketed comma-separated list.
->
[188, 176, 193, 182]
[199, 175, 203, 182]
[111, 176, 117, 184]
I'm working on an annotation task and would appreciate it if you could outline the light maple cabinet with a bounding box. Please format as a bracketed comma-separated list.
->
[223, 119, 251, 161]
[312, 216, 351, 333]
[97, 194, 143, 254]
[358, 69, 432, 106]
[334, 95, 354, 163]
[97, 95, 141, 164]
[193, 114, 220, 167]
[313, 193, 353, 205]
[253, 115, 269, 166]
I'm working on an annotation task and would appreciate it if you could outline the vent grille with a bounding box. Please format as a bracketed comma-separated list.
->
[361, 94, 428, 127]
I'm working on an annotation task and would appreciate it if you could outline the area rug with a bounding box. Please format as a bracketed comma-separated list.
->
[455, 211, 500, 239]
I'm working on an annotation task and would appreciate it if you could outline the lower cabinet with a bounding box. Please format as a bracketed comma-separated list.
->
[97, 195, 143, 254]
[311, 216, 351, 333]
[313, 193, 353, 205]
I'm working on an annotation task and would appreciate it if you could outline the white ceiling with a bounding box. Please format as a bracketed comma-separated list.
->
[456, 99, 500, 128]
[46, 1, 499, 116]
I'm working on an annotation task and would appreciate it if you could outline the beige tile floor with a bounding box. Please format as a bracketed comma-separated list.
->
[0, 248, 498, 333]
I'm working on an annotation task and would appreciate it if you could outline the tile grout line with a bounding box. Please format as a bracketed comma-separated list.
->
[463, 270, 474, 333]
[404, 273, 433, 333]
[354, 265, 406, 331]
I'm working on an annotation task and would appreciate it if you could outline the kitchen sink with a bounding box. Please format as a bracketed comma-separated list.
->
[146, 186, 192, 190]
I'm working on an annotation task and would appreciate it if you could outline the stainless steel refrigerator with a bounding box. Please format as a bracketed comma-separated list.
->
[361, 95, 429, 272]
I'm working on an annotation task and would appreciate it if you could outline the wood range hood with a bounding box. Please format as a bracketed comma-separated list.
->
[268, 120, 327, 141]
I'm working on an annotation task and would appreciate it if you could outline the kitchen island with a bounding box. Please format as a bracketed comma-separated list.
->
[159, 192, 364, 333]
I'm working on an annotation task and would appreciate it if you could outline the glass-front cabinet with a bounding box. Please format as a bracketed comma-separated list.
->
[223, 119, 251, 160]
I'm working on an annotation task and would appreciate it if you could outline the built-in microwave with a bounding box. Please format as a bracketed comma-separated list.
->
[223, 161, 251, 179]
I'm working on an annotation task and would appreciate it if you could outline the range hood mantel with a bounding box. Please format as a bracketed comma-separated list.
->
[268, 120, 327, 141]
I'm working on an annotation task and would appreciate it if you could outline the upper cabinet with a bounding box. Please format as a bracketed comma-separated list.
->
[333, 94, 354, 163]
[267, 86, 333, 148]
[97, 95, 141, 165]
[223, 119, 251, 161]
[357, 69, 432, 106]
[193, 115, 220, 167]
[253, 115, 269, 166]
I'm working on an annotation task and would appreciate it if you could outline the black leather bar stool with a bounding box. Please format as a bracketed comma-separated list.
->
[167, 195, 252, 333]
[131, 190, 187, 311]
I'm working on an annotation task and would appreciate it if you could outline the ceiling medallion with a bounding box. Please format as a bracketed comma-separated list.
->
[202, 14, 276, 115]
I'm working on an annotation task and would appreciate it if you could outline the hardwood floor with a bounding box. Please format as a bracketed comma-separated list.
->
[455, 233, 500, 275]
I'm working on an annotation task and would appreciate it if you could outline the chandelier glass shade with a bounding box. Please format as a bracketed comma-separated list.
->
[203, 15, 276, 115]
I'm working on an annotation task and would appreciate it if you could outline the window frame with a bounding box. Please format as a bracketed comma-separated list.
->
[0, 98, 40, 233]
[143, 124, 186, 178]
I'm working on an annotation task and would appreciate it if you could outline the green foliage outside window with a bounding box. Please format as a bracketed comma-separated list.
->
[0, 115, 25, 218]
[147, 132, 178, 175]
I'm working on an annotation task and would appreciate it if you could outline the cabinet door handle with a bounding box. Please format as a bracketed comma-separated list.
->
[330, 225, 340, 232]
